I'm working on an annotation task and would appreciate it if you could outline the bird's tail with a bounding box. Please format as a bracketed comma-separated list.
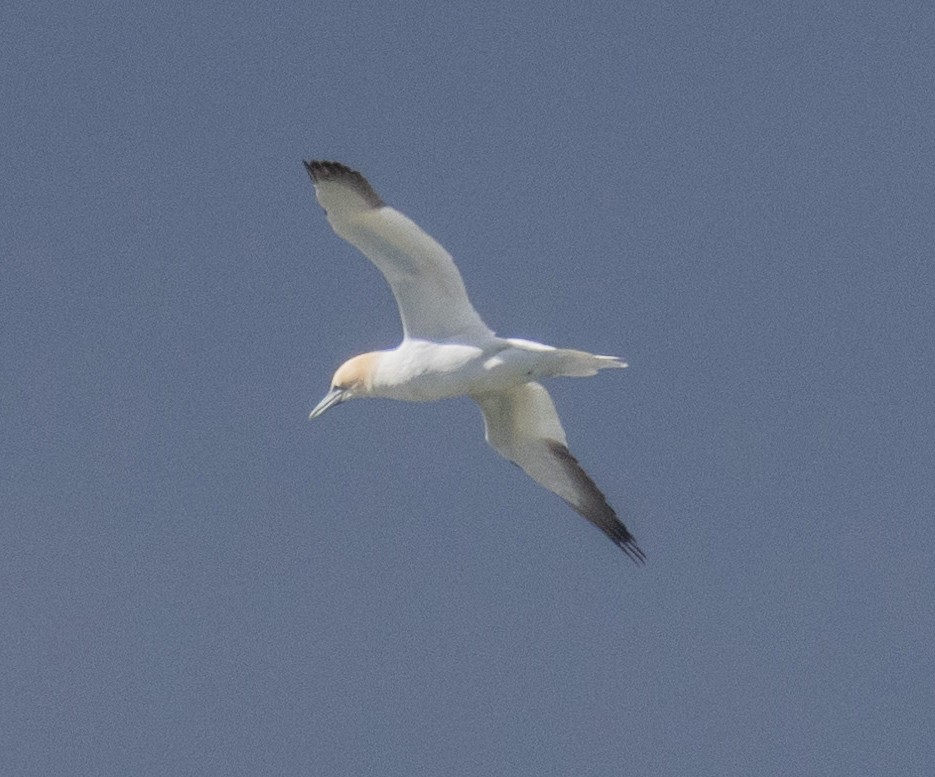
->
[552, 348, 628, 377]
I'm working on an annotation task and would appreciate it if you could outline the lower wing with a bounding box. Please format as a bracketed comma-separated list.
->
[473, 382, 645, 563]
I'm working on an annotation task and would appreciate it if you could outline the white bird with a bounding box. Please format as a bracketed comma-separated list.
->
[304, 160, 645, 563]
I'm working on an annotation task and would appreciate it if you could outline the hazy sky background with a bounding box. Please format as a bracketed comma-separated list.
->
[3, 2, 933, 775]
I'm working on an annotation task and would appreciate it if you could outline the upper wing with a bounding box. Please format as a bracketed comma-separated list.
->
[304, 161, 492, 341]
[474, 382, 645, 563]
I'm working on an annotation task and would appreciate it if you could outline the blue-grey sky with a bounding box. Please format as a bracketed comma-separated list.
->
[3, 2, 933, 775]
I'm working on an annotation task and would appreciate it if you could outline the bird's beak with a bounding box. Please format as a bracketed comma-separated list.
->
[309, 388, 348, 420]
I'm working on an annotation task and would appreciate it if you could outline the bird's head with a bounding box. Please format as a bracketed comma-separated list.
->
[309, 352, 380, 419]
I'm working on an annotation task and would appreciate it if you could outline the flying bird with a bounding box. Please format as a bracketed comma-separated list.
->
[304, 160, 645, 563]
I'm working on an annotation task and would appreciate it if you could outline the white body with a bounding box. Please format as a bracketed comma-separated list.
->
[370, 337, 621, 402]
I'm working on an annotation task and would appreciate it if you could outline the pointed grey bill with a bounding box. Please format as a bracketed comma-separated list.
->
[309, 388, 348, 419]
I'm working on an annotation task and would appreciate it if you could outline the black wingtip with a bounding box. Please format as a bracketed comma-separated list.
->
[302, 160, 385, 207]
[544, 440, 647, 566]
[604, 515, 646, 565]
[303, 159, 346, 184]
[303, 159, 339, 177]
[618, 535, 647, 566]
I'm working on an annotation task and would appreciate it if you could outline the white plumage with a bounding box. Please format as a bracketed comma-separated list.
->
[304, 160, 644, 563]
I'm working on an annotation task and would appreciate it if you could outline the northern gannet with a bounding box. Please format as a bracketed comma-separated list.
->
[304, 160, 645, 563]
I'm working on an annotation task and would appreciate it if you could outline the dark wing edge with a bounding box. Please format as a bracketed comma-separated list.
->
[546, 440, 646, 565]
[303, 160, 385, 209]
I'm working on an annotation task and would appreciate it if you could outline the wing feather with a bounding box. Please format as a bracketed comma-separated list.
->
[474, 383, 645, 563]
[304, 161, 491, 341]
